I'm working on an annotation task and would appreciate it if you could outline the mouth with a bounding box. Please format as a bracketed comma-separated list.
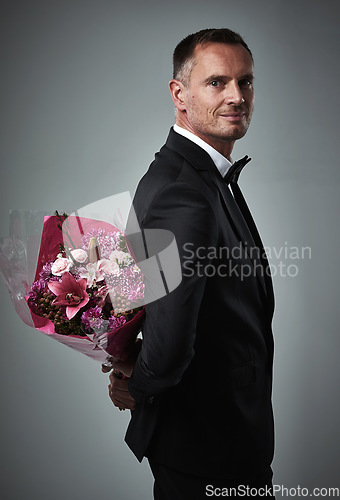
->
[219, 112, 246, 122]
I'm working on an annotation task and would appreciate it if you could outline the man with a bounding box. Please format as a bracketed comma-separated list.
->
[106, 29, 275, 499]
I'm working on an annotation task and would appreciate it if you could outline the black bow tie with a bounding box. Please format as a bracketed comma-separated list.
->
[224, 155, 251, 184]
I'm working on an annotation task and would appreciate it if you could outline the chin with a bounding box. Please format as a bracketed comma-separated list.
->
[218, 130, 248, 142]
[228, 126, 249, 140]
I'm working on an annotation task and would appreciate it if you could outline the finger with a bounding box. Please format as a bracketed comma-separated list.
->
[108, 381, 132, 397]
[108, 385, 134, 400]
[110, 394, 135, 408]
[108, 381, 133, 398]
[108, 383, 136, 409]
[109, 371, 119, 383]
[108, 390, 136, 410]
[113, 400, 135, 410]
[109, 371, 129, 386]
[114, 399, 136, 410]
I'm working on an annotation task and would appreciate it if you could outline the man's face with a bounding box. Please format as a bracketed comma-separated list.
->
[180, 42, 254, 155]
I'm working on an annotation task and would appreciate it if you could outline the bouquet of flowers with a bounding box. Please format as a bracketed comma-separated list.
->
[1, 210, 145, 366]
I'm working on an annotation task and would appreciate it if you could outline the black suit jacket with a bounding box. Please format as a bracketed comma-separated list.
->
[125, 128, 274, 480]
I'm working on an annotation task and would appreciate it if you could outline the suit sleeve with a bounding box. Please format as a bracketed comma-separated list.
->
[128, 181, 218, 404]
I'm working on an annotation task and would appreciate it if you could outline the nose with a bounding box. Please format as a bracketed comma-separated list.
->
[225, 81, 244, 106]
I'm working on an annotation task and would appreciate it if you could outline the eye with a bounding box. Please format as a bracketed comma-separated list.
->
[239, 79, 253, 89]
[209, 80, 220, 87]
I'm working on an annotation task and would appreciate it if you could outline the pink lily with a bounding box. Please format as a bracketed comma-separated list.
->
[48, 272, 89, 320]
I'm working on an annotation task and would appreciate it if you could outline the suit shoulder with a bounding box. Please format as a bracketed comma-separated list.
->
[133, 145, 213, 223]
[141, 144, 186, 185]
[137, 144, 212, 199]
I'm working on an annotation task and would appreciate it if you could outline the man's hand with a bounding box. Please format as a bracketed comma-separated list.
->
[101, 338, 142, 377]
[107, 371, 136, 411]
[102, 339, 142, 410]
[101, 355, 135, 378]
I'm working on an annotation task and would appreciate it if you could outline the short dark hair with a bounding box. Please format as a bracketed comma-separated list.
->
[173, 28, 253, 85]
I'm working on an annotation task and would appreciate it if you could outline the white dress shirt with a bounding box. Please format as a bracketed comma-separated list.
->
[173, 124, 233, 178]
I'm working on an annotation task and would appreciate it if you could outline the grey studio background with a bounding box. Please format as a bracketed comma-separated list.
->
[1, 1, 339, 499]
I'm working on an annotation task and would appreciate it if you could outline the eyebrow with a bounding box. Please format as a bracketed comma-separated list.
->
[239, 73, 255, 82]
[203, 73, 255, 84]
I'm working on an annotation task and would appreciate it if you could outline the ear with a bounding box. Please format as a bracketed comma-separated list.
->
[169, 79, 187, 111]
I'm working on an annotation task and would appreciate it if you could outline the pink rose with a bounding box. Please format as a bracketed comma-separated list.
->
[71, 248, 88, 264]
[98, 258, 120, 276]
[51, 257, 71, 276]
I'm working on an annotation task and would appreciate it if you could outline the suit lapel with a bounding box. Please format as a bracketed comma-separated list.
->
[210, 170, 268, 299]
[230, 181, 275, 315]
[166, 128, 273, 307]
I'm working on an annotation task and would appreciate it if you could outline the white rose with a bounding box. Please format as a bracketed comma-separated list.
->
[51, 257, 71, 276]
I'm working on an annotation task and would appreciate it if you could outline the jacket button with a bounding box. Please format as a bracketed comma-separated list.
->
[146, 396, 155, 406]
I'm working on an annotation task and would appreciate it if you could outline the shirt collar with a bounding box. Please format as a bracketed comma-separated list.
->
[173, 124, 232, 178]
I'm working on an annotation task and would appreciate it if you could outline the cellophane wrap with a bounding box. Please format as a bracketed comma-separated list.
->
[0, 209, 145, 365]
